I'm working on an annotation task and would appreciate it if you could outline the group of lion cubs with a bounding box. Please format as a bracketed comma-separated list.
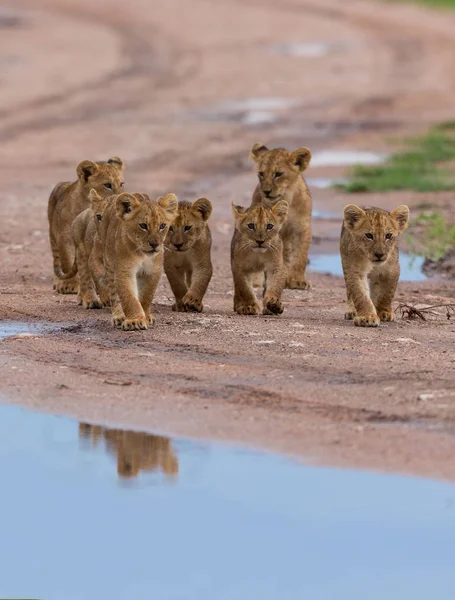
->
[48, 145, 410, 331]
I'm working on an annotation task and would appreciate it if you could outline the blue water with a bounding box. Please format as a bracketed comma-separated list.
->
[309, 252, 427, 281]
[0, 404, 454, 600]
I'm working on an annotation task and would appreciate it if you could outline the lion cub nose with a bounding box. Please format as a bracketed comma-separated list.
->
[149, 242, 159, 251]
[256, 239, 265, 247]
[264, 190, 272, 198]
[174, 243, 183, 250]
[375, 251, 385, 260]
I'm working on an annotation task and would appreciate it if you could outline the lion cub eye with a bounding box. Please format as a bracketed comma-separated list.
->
[266, 223, 274, 230]
[104, 183, 113, 190]
[159, 223, 167, 230]
[365, 233, 374, 240]
[96, 215, 102, 221]
[385, 233, 393, 240]
[258, 172, 264, 179]
[139, 223, 148, 230]
[184, 225, 192, 232]
[120, 182, 125, 188]
[274, 172, 283, 179]
[247, 223, 255, 230]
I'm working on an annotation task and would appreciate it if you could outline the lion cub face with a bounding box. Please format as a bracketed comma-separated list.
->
[88, 189, 112, 224]
[249, 143, 311, 204]
[232, 201, 288, 253]
[116, 192, 178, 255]
[166, 198, 212, 252]
[343, 204, 410, 263]
[77, 156, 125, 198]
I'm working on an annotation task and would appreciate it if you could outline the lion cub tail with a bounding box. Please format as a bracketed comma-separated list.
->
[54, 260, 78, 280]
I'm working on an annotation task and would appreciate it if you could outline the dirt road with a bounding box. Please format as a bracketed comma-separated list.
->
[1, 0, 455, 480]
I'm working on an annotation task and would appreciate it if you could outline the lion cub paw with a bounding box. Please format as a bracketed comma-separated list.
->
[378, 309, 394, 322]
[286, 277, 312, 290]
[263, 297, 284, 315]
[172, 302, 185, 312]
[80, 295, 102, 309]
[121, 316, 149, 331]
[112, 312, 125, 327]
[145, 313, 156, 326]
[344, 310, 356, 320]
[235, 302, 260, 316]
[353, 314, 380, 327]
[54, 280, 79, 295]
[182, 294, 203, 313]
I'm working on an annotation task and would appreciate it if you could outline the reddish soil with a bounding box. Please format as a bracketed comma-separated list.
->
[1, 0, 455, 480]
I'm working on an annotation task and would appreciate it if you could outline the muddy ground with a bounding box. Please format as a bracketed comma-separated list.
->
[1, 0, 455, 480]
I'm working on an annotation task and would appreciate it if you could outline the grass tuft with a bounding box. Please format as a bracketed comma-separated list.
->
[337, 128, 455, 193]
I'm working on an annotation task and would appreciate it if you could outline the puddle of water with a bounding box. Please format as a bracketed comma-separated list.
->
[0, 320, 44, 340]
[307, 176, 349, 189]
[1, 404, 454, 599]
[309, 253, 427, 281]
[311, 150, 386, 168]
[270, 41, 335, 58]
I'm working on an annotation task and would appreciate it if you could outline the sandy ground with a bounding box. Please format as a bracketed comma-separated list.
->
[1, 0, 455, 480]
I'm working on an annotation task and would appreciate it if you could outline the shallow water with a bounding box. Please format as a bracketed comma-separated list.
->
[270, 41, 334, 58]
[0, 320, 44, 340]
[309, 252, 427, 281]
[1, 404, 454, 599]
[311, 150, 386, 168]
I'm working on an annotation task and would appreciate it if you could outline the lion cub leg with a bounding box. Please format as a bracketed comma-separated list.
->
[284, 227, 312, 290]
[115, 268, 150, 331]
[181, 258, 213, 313]
[345, 273, 380, 327]
[54, 232, 79, 295]
[165, 264, 189, 312]
[369, 268, 399, 322]
[233, 269, 260, 315]
[104, 265, 125, 327]
[344, 291, 356, 320]
[138, 262, 162, 327]
[263, 263, 286, 315]
[89, 235, 109, 307]
[77, 243, 102, 309]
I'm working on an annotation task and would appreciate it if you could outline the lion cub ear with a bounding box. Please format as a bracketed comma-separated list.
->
[116, 193, 141, 219]
[390, 205, 410, 232]
[192, 197, 212, 221]
[272, 200, 289, 221]
[88, 189, 102, 205]
[344, 204, 366, 229]
[249, 143, 269, 162]
[290, 147, 311, 171]
[77, 160, 99, 182]
[231, 202, 246, 218]
[157, 193, 178, 218]
[107, 156, 124, 170]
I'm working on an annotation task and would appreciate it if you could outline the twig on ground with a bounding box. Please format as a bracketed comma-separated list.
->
[395, 303, 455, 321]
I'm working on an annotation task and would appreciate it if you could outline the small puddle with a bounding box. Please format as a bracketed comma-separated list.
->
[0, 320, 45, 340]
[270, 41, 336, 58]
[309, 253, 427, 281]
[0, 404, 454, 598]
[311, 150, 386, 168]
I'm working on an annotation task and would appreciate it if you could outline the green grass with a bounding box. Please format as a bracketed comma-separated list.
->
[408, 211, 455, 260]
[388, 0, 455, 7]
[337, 127, 455, 193]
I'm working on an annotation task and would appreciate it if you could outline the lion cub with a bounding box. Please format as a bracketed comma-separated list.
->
[164, 197, 213, 313]
[100, 192, 178, 331]
[231, 200, 289, 315]
[54, 189, 111, 309]
[341, 204, 410, 327]
[250, 144, 312, 289]
[48, 157, 125, 294]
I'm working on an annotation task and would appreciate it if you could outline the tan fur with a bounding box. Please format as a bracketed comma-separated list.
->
[79, 423, 179, 478]
[340, 204, 410, 327]
[231, 200, 289, 315]
[99, 192, 178, 331]
[48, 157, 125, 294]
[164, 198, 213, 312]
[54, 189, 112, 309]
[250, 144, 312, 289]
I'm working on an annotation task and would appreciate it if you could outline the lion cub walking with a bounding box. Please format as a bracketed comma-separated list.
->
[54, 189, 111, 309]
[231, 201, 289, 315]
[100, 192, 178, 331]
[249, 144, 312, 289]
[341, 204, 410, 327]
[164, 197, 213, 313]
